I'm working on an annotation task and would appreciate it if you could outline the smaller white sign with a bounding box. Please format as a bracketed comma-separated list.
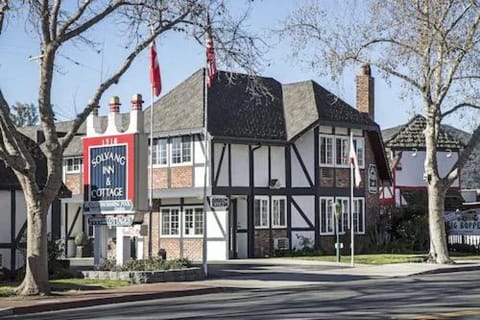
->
[209, 196, 230, 209]
[106, 215, 134, 227]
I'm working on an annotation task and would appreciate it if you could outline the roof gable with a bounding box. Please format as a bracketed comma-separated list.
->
[384, 115, 464, 149]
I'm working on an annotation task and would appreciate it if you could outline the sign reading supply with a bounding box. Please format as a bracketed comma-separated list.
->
[209, 196, 230, 209]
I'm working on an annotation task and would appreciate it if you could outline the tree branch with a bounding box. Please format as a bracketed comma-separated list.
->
[441, 102, 480, 119]
[60, 10, 190, 151]
[59, 0, 126, 43]
[49, 0, 61, 40]
[0, 0, 8, 35]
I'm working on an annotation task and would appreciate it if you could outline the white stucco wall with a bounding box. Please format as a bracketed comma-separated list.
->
[291, 196, 315, 228]
[213, 143, 229, 187]
[395, 150, 459, 187]
[231, 145, 249, 187]
[292, 129, 315, 187]
[270, 146, 286, 187]
[254, 146, 269, 187]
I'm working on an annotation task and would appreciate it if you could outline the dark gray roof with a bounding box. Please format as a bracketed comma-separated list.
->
[208, 71, 286, 141]
[19, 69, 388, 178]
[383, 115, 464, 149]
[144, 69, 204, 134]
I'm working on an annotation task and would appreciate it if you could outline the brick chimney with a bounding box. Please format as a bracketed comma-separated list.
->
[356, 64, 375, 120]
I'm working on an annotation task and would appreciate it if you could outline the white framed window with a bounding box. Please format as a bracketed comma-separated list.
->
[254, 196, 269, 228]
[272, 196, 286, 228]
[336, 197, 350, 234]
[184, 207, 203, 236]
[171, 136, 192, 165]
[160, 208, 180, 236]
[353, 137, 365, 168]
[335, 136, 349, 166]
[320, 197, 334, 234]
[318, 134, 365, 169]
[65, 157, 82, 173]
[319, 135, 334, 166]
[152, 138, 168, 166]
[353, 198, 365, 234]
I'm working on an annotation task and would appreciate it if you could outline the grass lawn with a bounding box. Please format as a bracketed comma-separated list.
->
[0, 278, 131, 297]
[296, 254, 426, 265]
[50, 278, 131, 291]
[296, 252, 480, 265]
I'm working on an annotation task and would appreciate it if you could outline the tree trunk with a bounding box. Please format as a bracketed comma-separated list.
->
[15, 202, 50, 295]
[427, 182, 453, 264]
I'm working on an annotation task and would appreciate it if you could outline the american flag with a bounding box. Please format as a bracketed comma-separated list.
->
[206, 20, 218, 88]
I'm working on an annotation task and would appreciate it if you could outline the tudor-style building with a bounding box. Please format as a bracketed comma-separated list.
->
[380, 115, 464, 209]
[58, 66, 391, 261]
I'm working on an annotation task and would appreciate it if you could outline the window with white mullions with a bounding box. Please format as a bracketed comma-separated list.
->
[320, 197, 334, 234]
[353, 198, 365, 234]
[254, 197, 269, 228]
[335, 136, 349, 166]
[171, 136, 192, 165]
[272, 197, 286, 228]
[161, 208, 180, 236]
[184, 207, 203, 236]
[152, 138, 168, 166]
[336, 197, 350, 234]
[65, 158, 82, 173]
[319, 135, 334, 165]
[353, 137, 365, 168]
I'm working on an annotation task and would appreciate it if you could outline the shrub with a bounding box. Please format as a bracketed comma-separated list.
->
[99, 258, 191, 271]
[74, 232, 89, 247]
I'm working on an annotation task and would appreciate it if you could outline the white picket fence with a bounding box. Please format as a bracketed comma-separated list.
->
[448, 234, 480, 247]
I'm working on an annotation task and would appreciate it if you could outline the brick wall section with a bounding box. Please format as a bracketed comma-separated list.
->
[159, 238, 203, 261]
[152, 168, 168, 189]
[171, 166, 192, 188]
[65, 173, 82, 195]
[142, 199, 161, 258]
[356, 65, 375, 119]
[254, 229, 287, 257]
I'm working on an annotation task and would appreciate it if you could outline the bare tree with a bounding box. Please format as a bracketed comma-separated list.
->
[279, 0, 480, 264]
[10, 102, 39, 127]
[0, 0, 263, 295]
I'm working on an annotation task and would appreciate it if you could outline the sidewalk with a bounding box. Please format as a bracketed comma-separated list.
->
[1, 259, 479, 317]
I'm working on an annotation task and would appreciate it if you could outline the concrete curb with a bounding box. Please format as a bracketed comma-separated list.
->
[413, 264, 480, 276]
[0, 286, 233, 317]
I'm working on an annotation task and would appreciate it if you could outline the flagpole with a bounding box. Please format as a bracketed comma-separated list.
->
[148, 84, 154, 259]
[350, 131, 355, 267]
[202, 68, 209, 277]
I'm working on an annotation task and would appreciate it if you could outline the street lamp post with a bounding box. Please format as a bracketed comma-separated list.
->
[334, 201, 342, 263]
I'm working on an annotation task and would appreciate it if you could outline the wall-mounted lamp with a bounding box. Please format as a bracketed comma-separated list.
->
[411, 148, 417, 157]
[446, 149, 452, 158]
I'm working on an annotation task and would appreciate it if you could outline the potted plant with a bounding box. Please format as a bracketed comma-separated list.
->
[74, 231, 89, 258]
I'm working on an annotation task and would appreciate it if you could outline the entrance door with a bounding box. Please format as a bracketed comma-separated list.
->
[234, 197, 248, 259]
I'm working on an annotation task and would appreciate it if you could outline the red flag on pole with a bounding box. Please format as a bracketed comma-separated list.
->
[149, 40, 162, 96]
[349, 134, 362, 187]
[206, 23, 218, 87]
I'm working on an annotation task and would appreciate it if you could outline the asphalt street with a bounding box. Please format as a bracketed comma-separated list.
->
[6, 268, 480, 320]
